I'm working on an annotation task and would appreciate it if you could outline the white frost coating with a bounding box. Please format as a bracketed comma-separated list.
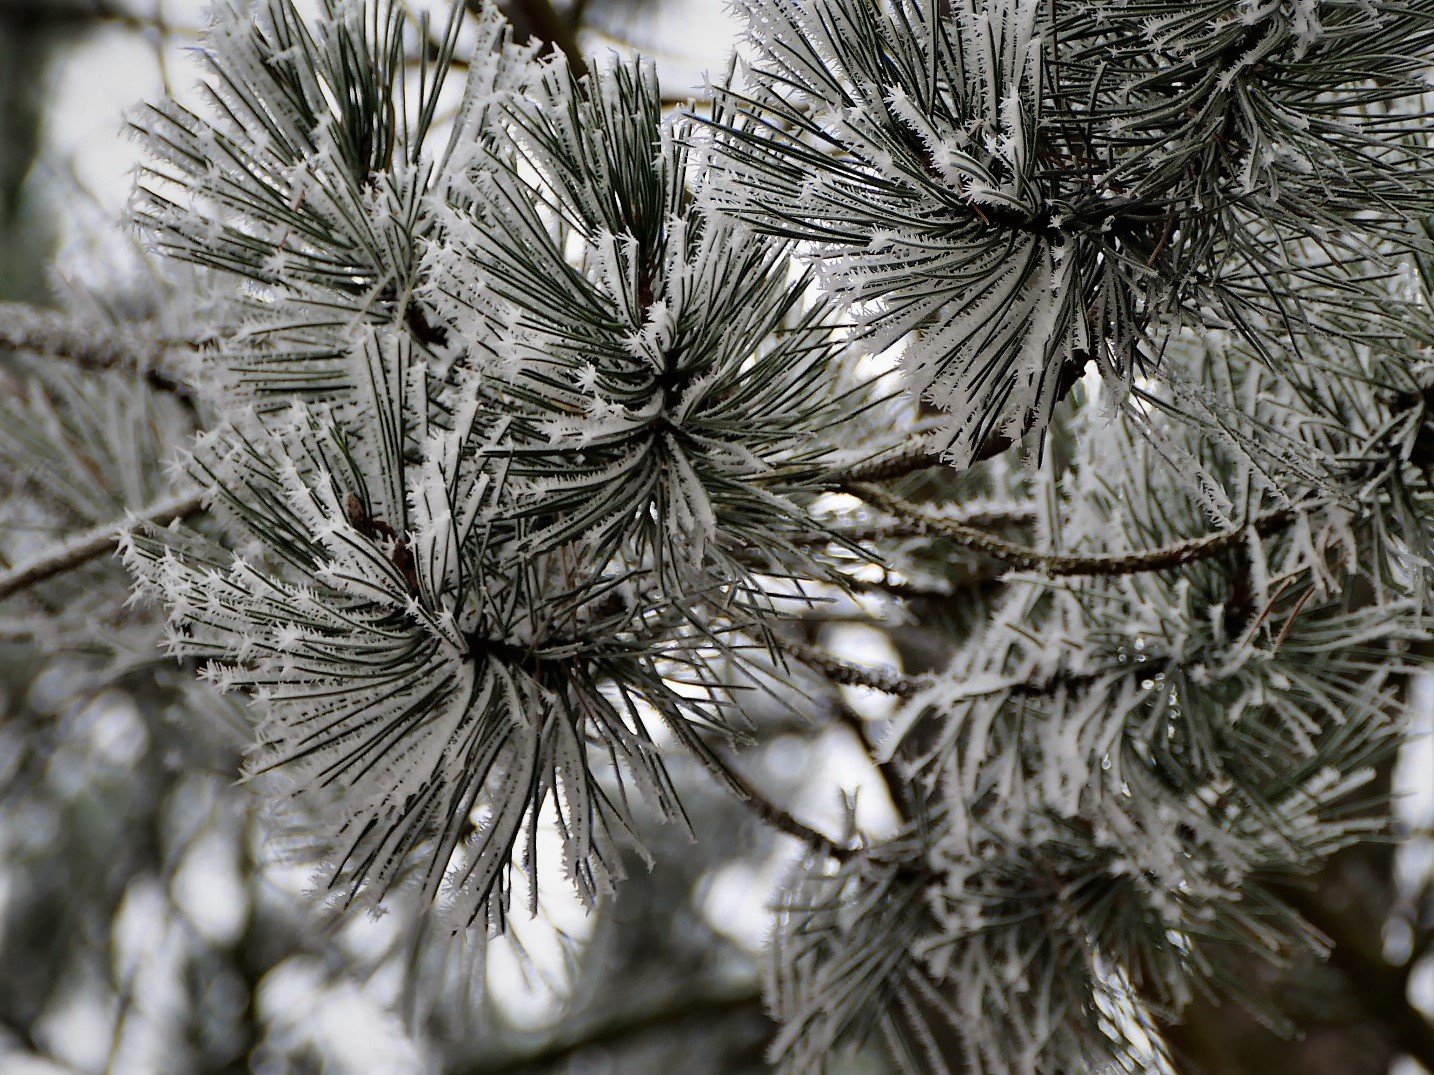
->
[806, 336, 1422, 1074]
[708, 0, 1098, 469]
[120, 3, 902, 939]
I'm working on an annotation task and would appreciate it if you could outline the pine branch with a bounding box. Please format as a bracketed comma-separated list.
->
[848, 483, 1300, 578]
[780, 636, 924, 699]
[826, 362, 1086, 482]
[828, 692, 913, 826]
[835, 441, 944, 485]
[0, 302, 194, 405]
[455, 988, 765, 1075]
[775, 637, 920, 825]
[791, 508, 1035, 547]
[715, 745, 859, 861]
[0, 491, 202, 602]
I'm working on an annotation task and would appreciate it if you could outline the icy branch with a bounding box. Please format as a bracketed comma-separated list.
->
[833, 441, 945, 485]
[849, 483, 1299, 577]
[0, 491, 203, 602]
[781, 637, 925, 699]
[0, 302, 194, 404]
[824, 421, 1017, 484]
[825, 356, 1091, 482]
[717, 744, 861, 861]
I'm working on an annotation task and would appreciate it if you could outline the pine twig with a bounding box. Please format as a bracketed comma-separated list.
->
[827, 692, 914, 826]
[834, 440, 943, 484]
[780, 636, 925, 699]
[0, 491, 203, 602]
[848, 483, 1299, 578]
[0, 302, 195, 405]
[714, 745, 859, 861]
[456, 988, 765, 1075]
[790, 505, 1037, 548]
[828, 355, 1096, 485]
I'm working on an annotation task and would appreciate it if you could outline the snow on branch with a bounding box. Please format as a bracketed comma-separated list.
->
[0, 301, 194, 403]
[849, 482, 1300, 578]
[84, 0, 1434, 1071]
[0, 490, 202, 603]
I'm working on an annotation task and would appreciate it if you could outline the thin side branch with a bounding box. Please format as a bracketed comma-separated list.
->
[792, 506, 1037, 547]
[0, 491, 203, 602]
[848, 483, 1299, 577]
[0, 302, 194, 404]
[835, 440, 944, 484]
[456, 988, 764, 1075]
[823, 692, 913, 825]
[829, 354, 1095, 483]
[715, 746, 858, 861]
[781, 636, 925, 699]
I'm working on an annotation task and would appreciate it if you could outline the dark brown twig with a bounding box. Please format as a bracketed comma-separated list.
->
[848, 482, 1299, 578]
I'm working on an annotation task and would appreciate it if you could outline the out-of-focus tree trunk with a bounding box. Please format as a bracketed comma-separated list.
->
[0, 3, 64, 303]
[1164, 847, 1404, 1075]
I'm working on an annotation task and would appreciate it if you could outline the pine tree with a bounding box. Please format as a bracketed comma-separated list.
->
[4, 0, 1434, 1071]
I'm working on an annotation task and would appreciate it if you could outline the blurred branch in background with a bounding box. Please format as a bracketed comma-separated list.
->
[0, 0, 67, 303]
[482, 0, 587, 73]
[0, 0, 197, 305]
